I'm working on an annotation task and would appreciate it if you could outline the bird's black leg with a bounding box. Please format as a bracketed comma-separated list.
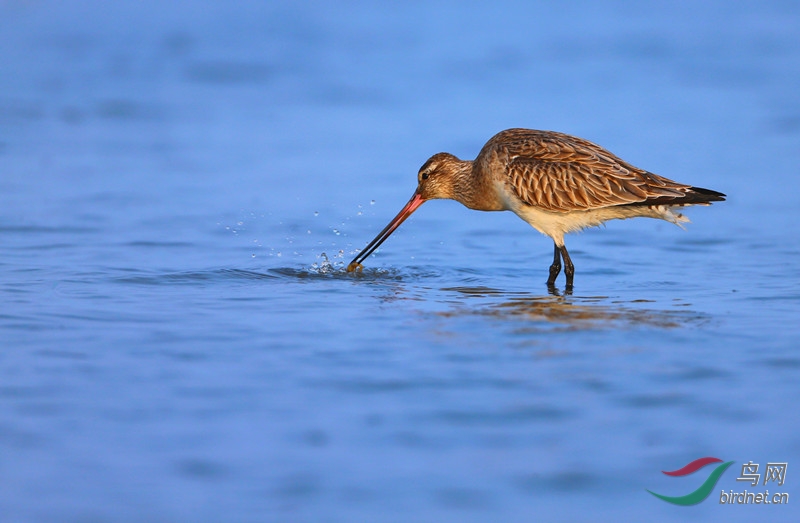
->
[547, 243, 561, 286]
[559, 244, 575, 289]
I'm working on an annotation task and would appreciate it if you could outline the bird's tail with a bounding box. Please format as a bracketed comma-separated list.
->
[642, 186, 725, 230]
[635, 186, 726, 207]
[685, 186, 726, 204]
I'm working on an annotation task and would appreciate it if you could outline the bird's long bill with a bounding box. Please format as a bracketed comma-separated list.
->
[347, 191, 425, 272]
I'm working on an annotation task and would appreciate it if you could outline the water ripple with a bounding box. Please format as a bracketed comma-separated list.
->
[113, 268, 278, 285]
[427, 405, 573, 426]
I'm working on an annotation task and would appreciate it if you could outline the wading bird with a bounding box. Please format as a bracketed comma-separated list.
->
[347, 129, 725, 288]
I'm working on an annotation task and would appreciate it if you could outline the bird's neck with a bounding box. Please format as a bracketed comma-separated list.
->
[450, 160, 505, 211]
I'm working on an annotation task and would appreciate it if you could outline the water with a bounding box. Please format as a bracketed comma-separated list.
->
[1, 1, 799, 521]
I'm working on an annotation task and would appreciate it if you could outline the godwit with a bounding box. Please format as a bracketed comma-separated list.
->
[347, 128, 725, 288]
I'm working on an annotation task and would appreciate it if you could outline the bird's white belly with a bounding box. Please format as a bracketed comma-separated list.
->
[491, 179, 690, 245]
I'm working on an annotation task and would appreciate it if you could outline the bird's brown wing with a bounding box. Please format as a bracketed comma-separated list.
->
[489, 129, 690, 212]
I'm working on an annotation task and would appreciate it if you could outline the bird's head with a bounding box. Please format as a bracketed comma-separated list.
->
[415, 152, 463, 200]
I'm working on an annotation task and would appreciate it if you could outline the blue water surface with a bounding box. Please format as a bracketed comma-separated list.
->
[1, 1, 799, 522]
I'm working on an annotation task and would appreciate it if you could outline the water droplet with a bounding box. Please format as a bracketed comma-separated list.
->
[314, 211, 319, 217]
[332, 229, 340, 236]
[370, 200, 375, 205]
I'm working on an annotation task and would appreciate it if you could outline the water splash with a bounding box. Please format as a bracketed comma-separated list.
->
[310, 252, 345, 274]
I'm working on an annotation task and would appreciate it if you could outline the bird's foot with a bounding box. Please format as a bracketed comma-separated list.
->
[546, 283, 573, 297]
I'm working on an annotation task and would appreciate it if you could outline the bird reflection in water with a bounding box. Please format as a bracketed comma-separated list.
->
[439, 287, 705, 331]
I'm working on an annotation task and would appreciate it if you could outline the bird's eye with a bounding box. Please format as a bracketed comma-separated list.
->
[422, 172, 430, 180]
